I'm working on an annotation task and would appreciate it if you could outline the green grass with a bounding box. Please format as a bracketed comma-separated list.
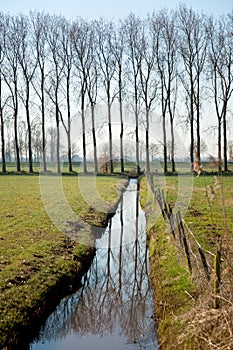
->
[0, 173, 128, 346]
[1, 160, 232, 347]
[2, 160, 233, 174]
[140, 173, 233, 349]
[157, 174, 233, 248]
[140, 177, 194, 348]
[0, 160, 140, 174]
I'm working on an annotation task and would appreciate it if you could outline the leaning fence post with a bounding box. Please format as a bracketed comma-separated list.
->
[182, 228, 192, 274]
[176, 212, 183, 245]
[168, 203, 175, 238]
[198, 247, 210, 280]
[156, 189, 166, 219]
[176, 211, 192, 274]
[161, 190, 168, 218]
[214, 250, 221, 309]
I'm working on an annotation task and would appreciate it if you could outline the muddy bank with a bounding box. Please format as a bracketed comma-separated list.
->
[0, 245, 95, 349]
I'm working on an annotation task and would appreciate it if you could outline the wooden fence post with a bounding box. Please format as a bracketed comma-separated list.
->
[176, 211, 183, 246]
[161, 190, 168, 218]
[168, 203, 175, 238]
[176, 211, 192, 274]
[156, 189, 166, 219]
[182, 229, 192, 274]
[198, 247, 210, 280]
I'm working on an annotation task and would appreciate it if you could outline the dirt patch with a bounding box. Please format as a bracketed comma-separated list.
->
[188, 208, 203, 217]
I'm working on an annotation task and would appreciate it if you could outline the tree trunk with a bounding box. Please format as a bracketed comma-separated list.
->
[0, 107, 6, 173]
[161, 80, 168, 175]
[107, 100, 113, 174]
[134, 80, 140, 176]
[135, 111, 140, 176]
[170, 118, 176, 172]
[190, 81, 195, 171]
[223, 112, 228, 172]
[14, 79, 20, 172]
[145, 107, 150, 174]
[67, 135, 72, 172]
[119, 73, 124, 173]
[218, 117, 222, 175]
[55, 100, 60, 174]
[190, 116, 194, 171]
[163, 113, 167, 175]
[14, 110, 20, 172]
[66, 77, 72, 172]
[120, 100, 124, 173]
[196, 78, 201, 162]
[25, 82, 33, 173]
[91, 103, 98, 173]
[41, 76, 47, 172]
[0, 76, 6, 173]
[81, 93, 87, 174]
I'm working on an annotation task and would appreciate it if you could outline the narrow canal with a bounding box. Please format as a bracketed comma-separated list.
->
[30, 179, 158, 349]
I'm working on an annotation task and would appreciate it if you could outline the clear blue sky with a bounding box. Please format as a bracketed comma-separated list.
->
[0, 0, 232, 20]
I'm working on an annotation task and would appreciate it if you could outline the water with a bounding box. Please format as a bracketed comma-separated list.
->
[30, 179, 158, 350]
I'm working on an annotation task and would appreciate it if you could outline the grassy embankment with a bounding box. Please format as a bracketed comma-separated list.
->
[0, 173, 128, 347]
[140, 173, 233, 349]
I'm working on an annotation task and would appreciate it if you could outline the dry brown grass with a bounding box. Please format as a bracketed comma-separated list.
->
[177, 233, 233, 349]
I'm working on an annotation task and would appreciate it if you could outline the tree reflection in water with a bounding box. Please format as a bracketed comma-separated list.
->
[31, 179, 158, 349]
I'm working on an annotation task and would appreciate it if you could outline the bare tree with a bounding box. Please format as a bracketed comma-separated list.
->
[124, 14, 143, 176]
[17, 14, 37, 172]
[139, 16, 158, 174]
[59, 18, 74, 172]
[46, 15, 65, 174]
[112, 22, 126, 173]
[71, 18, 93, 174]
[0, 13, 8, 173]
[208, 14, 233, 173]
[86, 28, 99, 173]
[178, 5, 208, 168]
[149, 10, 179, 175]
[31, 11, 49, 172]
[3, 15, 21, 172]
[155, 10, 179, 173]
[95, 19, 118, 174]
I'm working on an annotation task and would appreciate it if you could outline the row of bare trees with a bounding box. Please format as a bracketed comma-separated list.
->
[0, 6, 232, 174]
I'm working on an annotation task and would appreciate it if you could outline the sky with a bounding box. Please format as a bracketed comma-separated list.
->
[0, 0, 232, 155]
[0, 0, 232, 20]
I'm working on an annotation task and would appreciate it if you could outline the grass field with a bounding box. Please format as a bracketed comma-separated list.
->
[1, 160, 233, 348]
[140, 173, 233, 349]
[2, 159, 233, 178]
[0, 173, 128, 347]
[1, 160, 139, 174]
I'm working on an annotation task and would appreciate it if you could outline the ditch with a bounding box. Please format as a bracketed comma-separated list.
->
[10, 178, 158, 350]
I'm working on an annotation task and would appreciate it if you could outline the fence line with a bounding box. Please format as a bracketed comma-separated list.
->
[147, 175, 221, 308]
